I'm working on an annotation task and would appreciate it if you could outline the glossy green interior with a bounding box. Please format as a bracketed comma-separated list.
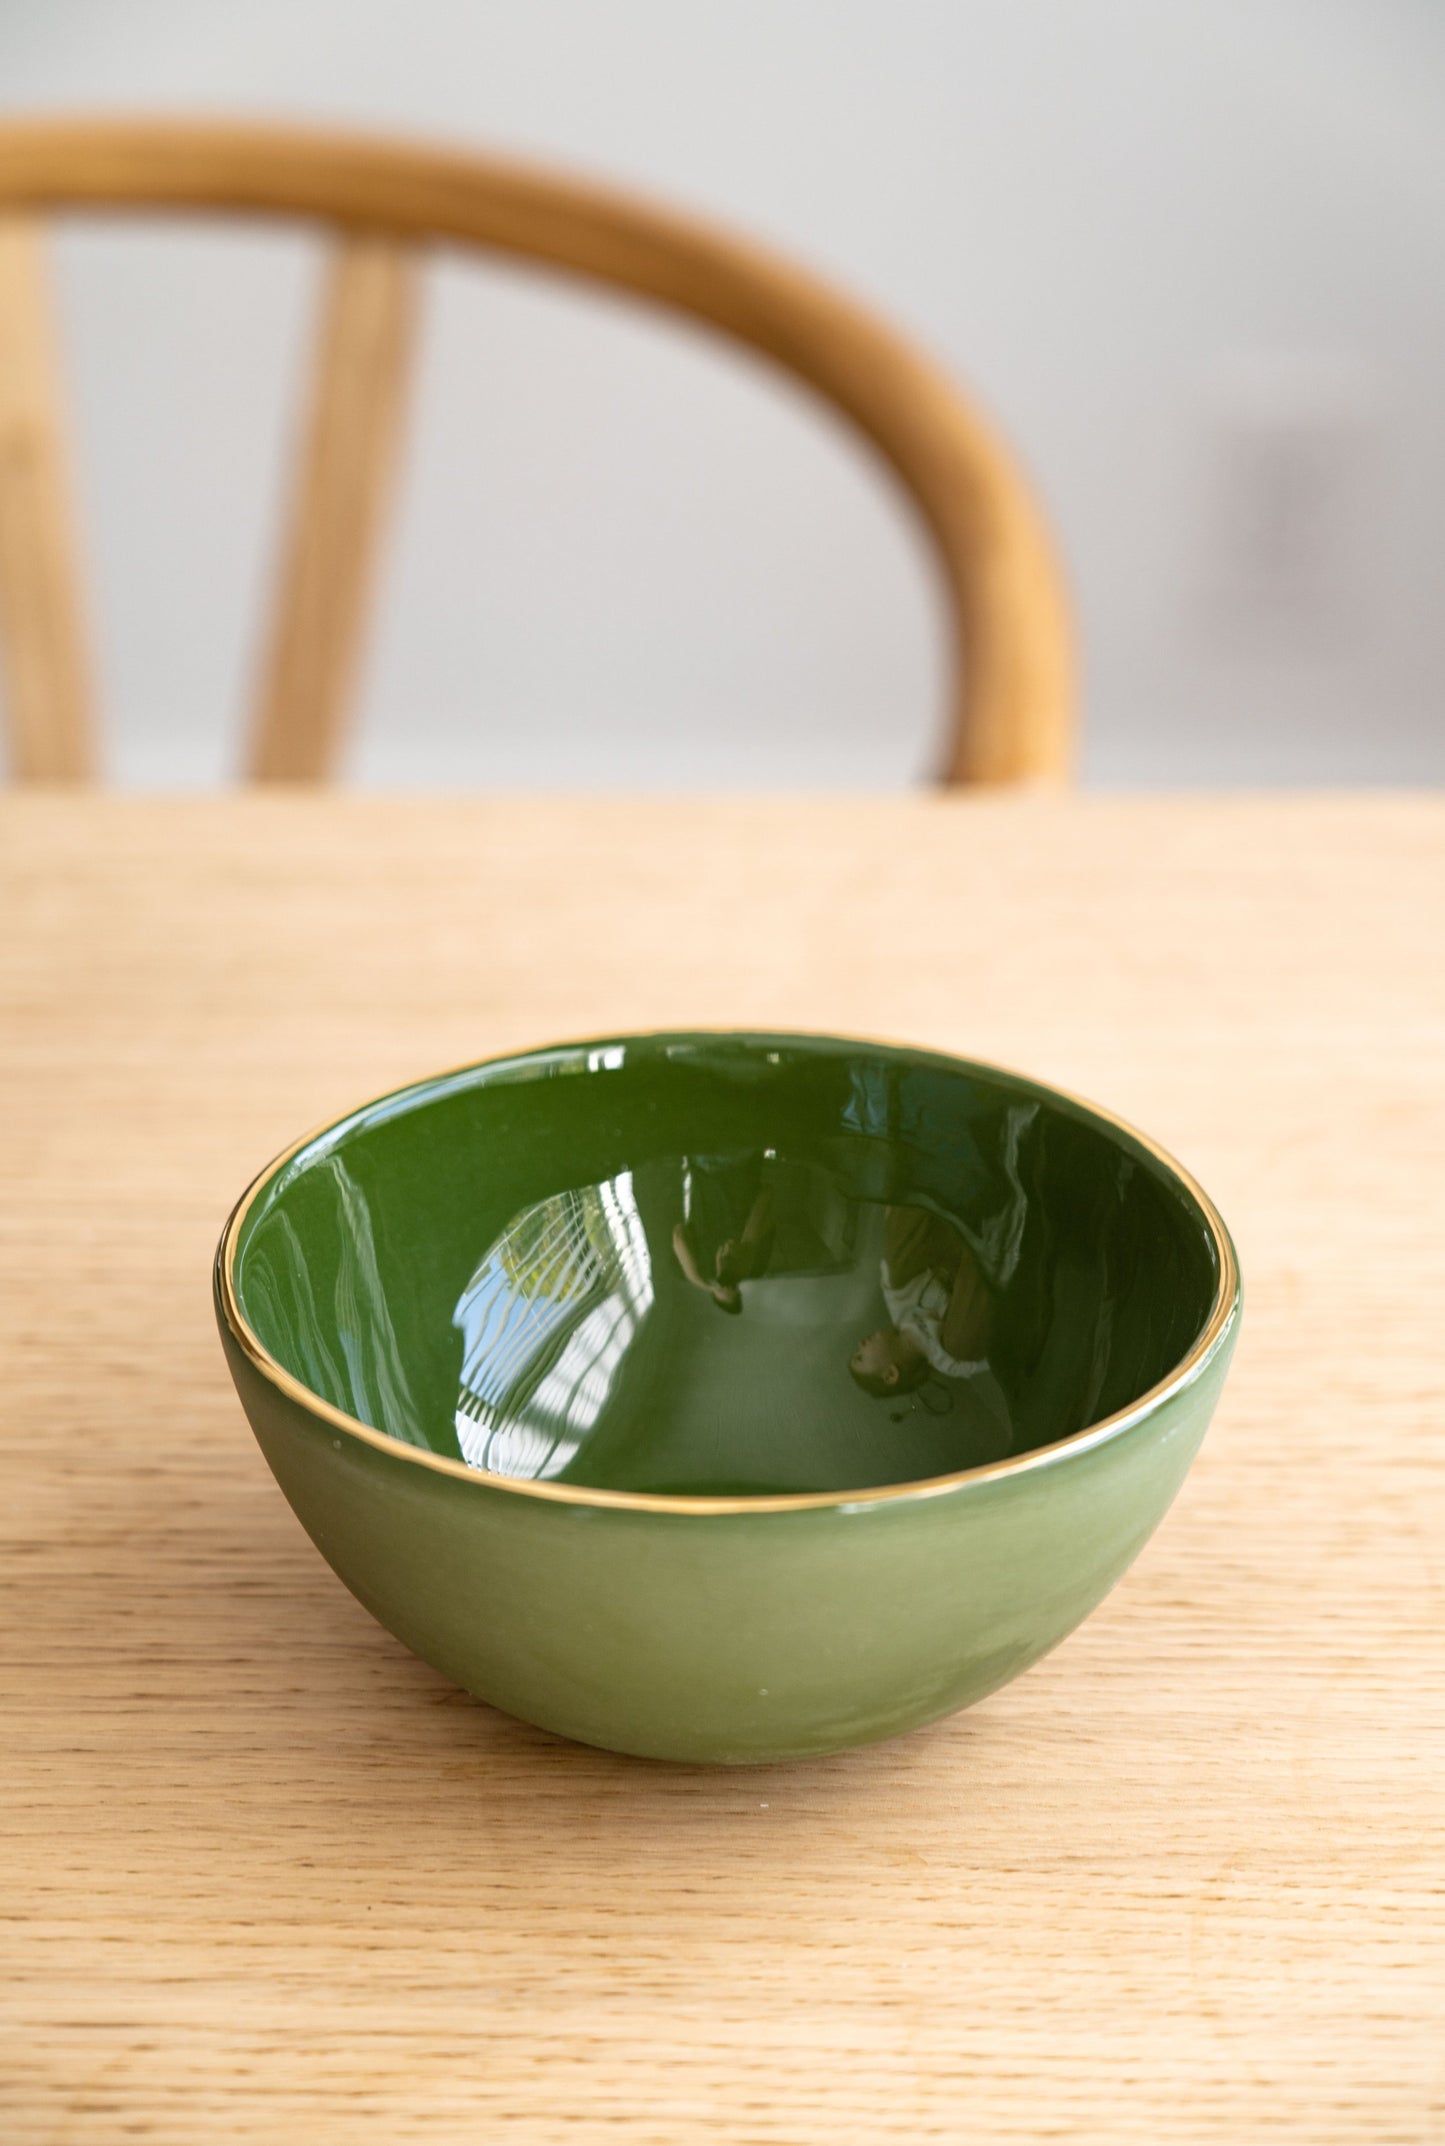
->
[232, 1034, 1222, 1497]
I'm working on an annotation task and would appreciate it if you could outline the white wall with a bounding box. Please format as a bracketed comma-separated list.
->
[2, 0, 1442, 788]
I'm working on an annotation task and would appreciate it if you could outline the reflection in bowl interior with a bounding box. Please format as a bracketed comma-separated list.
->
[231, 1035, 1220, 1497]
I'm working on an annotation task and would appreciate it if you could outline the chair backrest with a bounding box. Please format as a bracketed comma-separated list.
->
[0, 118, 1072, 786]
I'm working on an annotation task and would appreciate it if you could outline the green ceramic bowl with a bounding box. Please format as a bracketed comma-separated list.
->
[216, 1032, 1239, 1764]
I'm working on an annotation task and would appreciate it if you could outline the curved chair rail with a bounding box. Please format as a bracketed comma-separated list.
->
[0, 118, 1073, 784]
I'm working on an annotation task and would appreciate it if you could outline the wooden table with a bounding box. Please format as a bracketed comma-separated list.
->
[2, 792, 1441, 2145]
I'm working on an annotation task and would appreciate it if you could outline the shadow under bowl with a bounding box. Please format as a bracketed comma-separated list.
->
[215, 1030, 1240, 1763]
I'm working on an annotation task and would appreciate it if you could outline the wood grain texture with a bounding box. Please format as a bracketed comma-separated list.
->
[248, 235, 418, 781]
[0, 117, 1072, 785]
[0, 216, 94, 780]
[1, 793, 1441, 2143]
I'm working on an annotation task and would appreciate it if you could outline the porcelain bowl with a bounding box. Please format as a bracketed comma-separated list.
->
[215, 1031, 1239, 1763]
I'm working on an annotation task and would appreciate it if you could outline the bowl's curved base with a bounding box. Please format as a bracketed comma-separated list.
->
[445, 1651, 1040, 1766]
[221, 1299, 1236, 1767]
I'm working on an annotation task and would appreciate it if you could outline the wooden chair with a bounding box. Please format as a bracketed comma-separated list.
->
[0, 118, 1073, 786]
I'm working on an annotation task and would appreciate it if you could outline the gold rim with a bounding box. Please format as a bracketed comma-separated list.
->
[216, 1029, 1241, 1516]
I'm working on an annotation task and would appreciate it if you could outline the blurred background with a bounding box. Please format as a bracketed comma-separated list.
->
[2, 0, 1442, 790]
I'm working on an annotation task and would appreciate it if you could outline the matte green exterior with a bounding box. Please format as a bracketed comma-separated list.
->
[218, 1313, 1234, 1762]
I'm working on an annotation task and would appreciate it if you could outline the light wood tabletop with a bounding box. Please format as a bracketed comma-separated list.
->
[2, 791, 1442, 2145]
